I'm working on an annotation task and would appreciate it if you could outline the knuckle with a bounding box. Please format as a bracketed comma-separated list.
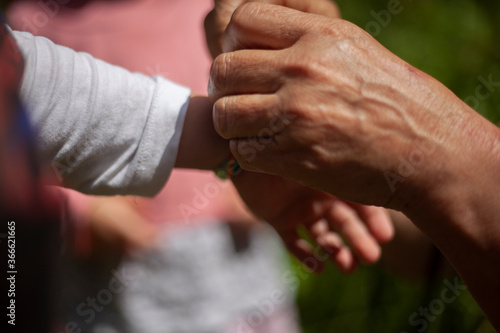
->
[231, 2, 259, 25]
[209, 53, 233, 97]
[213, 99, 229, 138]
[282, 46, 323, 83]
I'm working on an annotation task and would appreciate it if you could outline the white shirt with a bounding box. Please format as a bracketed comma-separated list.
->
[13, 30, 191, 197]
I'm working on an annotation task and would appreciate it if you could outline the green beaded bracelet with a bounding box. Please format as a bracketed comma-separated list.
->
[215, 156, 242, 179]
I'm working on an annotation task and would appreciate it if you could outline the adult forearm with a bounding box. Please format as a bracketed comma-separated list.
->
[207, 4, 500, 326]
[401, 99, 500, 328]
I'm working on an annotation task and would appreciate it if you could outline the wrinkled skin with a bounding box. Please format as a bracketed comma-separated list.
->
[209, 2, 500, 328]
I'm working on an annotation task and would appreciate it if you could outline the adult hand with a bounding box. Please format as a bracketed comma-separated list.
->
[231, 171, 393, 273]
[204, 0, 340, 58]
[210, 4, 500, 327]
[209, 3, 492, 211]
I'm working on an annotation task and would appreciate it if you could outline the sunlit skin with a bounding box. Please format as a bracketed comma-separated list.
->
[208, 2, 500, 328]
[175, 0, 394, 273]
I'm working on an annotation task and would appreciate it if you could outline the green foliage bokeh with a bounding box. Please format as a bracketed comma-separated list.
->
[336, 0, 500, 124]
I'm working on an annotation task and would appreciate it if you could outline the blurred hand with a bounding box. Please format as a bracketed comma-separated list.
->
[231, 171, 393, 273]
[204, 0, 340, 58]
[209, 3, 483, 210]
[79, 196, 158, 258]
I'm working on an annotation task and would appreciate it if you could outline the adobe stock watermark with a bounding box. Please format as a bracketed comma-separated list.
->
[384, 139, 436, 193]
[464, 74, 500, 111]
[234, 112, 297, 163]
[19, 0, 72, 35]
[400, 277, 467, 333]
[51, 145, 83, 183]
[178, 179, 231, 225]
[234, 245, 334, 333]
[51, 63, 174, 183]
[365, 0, 413, 37]
[144, 64, 170, 78]
[50, 264, 145, 333]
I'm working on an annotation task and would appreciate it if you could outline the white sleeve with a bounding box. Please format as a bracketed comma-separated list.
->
[12, 30, 191, 197]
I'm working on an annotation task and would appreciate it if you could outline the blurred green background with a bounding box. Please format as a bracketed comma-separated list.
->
[294, 0, 499, 332]
[336, 0, 500, 124]
[1, 0, 498, 332]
